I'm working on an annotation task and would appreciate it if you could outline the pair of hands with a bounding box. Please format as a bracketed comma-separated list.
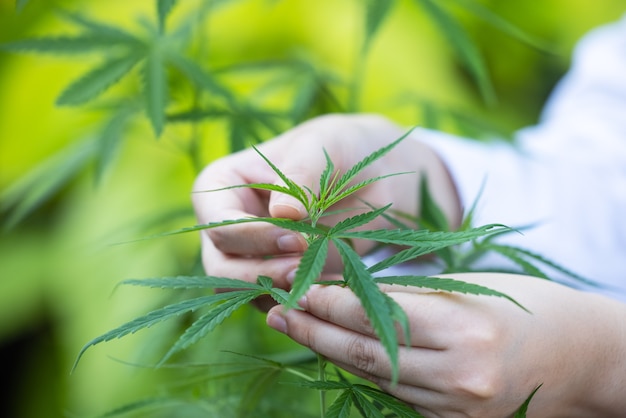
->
[192, 114, 626, 417]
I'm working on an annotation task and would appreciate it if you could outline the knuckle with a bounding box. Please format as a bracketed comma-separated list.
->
[346, 336, 379, 375]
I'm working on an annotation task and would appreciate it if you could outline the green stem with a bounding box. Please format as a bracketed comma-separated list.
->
[318, 353, 327, 418]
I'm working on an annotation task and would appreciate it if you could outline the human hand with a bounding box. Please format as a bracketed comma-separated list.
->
[266, 273, 626, 417]
[192, 114, 461, 309]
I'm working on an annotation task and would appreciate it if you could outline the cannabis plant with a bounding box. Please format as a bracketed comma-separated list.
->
[1, 0, 583, 417]
[71, 130, 553, 417]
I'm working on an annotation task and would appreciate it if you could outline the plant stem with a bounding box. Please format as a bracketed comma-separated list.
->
[317, 353, 327, 418]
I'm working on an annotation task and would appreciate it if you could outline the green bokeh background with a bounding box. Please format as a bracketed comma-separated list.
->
[0, 1, 624, 417]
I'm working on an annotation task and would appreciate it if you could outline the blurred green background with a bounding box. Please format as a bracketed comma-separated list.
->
[0, 0, 624, 417]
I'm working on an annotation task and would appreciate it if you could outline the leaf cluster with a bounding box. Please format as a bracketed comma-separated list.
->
[74, 130, 526, 387]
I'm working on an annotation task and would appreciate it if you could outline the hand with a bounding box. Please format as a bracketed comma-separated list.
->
[192, 113, 461, 309]
[266, 273, 626, 417]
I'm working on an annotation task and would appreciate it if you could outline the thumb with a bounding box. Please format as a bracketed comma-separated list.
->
[268, 173, 311, 220]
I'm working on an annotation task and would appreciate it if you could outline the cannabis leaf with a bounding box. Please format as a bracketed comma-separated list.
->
[295, 378, 423, 418]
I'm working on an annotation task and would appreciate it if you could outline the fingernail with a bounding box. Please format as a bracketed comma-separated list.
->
[286, 269, 297, 285]
[297, 295, 308, 310]
[277, 234, 304, 253]
[267, 311, 287, 334]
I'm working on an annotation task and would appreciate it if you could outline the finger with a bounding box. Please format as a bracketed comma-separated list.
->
[266, 306, 448, 389]
[202, 218, 307, 256]
[201, 234, 301, 289]
[300, 285, 460, 348]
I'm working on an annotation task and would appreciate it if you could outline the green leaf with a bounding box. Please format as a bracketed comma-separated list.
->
[287, 237, 329, 307]
[483, 243, 548, 279]
[448, 0, 556, 53]
[354, 385, 423, 417]
[352, 389, 385, 418]
[292, 380, 351, 391]
[250, 145, 310, 207]
[365, 224, 509, 273]
[363, 0, 396, 54]
[167, 52, 235, 103]
[329, 204, 392, 235]
[375, 275, 529, 312]
[238, 368, 282, 416]
[94, 109, 133, 184]
[326, 127, 415, 206]
[318, 149, 337, 199]
[481, 243, 602, 288]
[144, 47, 168, 137]
[160, 291, 260, 364]
[16, 0, 29, 12]
[157, 0, 177, 33]
[57, 53, 142, 106]
[333, 238, 401, 383]
[130, 216, 323, 243]
[326, 390, 354, 418]
[1, 138, 96, 230]
[514, 384, 543, 417]
[120, 275, 263, 290]
[415, 0, 495, 104]
[1, 35, 141, 54]
[417, 174, 449, 231]
[58, 11, 144, 45]
[73, 291, 248, 371]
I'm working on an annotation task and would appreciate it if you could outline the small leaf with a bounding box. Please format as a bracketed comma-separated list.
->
[58, 11, 144, 45]
[128, 216, 323, 243]
[121, 276, 263, 290]
[352, 389, 385, 418]
[251, 145, 310, 208]
[167, 52, 234, 102]
[514, 384, 543, 417]
[415, 0, 495, 104]
[363, 0, 396, 54]
[16, 0, 29, 12]
[326, 389, 354, 418]
[1, 35, 140, 54]
[144, 47, 168, 137]
[329, 204, 392, 235]
[73, 291, 247, 371]
[157, 0, 177, 33]
[287, 237, 329, 307]
[56, 53, 142, 106]
[482, 243, 602, 288]
[449, 0, 555, 53]
[327, 127, 415, 206]
[94, 109, 133, 185]
[1, 138, 96, 230]
[160, 291, 261, 364]
[417, 174, 449, 231]
[365, 224, 510, 273]
[375, 275, 529, 312]
[354, 385, 423, 417]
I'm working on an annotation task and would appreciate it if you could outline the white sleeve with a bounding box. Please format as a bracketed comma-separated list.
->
[415, 14, 626, 301]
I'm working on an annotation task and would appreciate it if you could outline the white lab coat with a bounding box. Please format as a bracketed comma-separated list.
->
[405, 15, 626, 301]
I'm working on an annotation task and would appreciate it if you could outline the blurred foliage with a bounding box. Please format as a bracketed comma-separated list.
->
[0, 0, 624, 417]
